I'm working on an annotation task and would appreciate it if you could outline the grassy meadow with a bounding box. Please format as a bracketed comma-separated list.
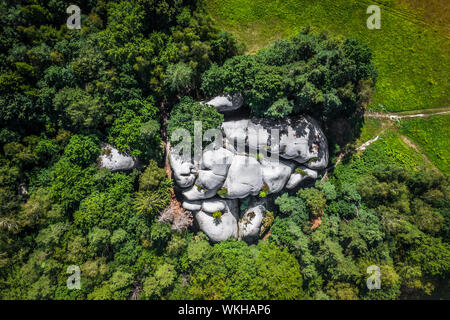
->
[398, 114, 450, 174]
[202, 0, 450, 112]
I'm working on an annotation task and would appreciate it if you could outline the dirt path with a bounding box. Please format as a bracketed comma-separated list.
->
[365, 108, 450, 120]
[397, 129, 440, 173]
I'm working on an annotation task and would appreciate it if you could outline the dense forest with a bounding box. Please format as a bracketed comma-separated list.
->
[0, 0, 448, 300]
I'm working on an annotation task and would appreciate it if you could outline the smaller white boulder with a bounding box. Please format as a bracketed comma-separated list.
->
[194, 199, 239, 242]
[222, 155, 263, 199]
[261, 158, 295, 194]
[99, 144, 137, 172]
[182, 200, 202, 212]
[201, 199, 226, 214]
[197, 170, 226, 191]
[182, 185, 218, 201]
[206, 93, 244, 112]
[238, 198, 266, 243]
[169, 152, 196, 189]
[201, 147, 234, 174]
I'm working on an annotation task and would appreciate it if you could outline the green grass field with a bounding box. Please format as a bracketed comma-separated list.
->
[202, 0, 450, 112]
[332, 124, 434, 185]
[398, 114, 450, 174]
[357, 118, 384, 143]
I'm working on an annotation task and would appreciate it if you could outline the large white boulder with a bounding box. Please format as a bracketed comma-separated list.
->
[205, 93, 244, 112]
[168, 113, 328, 242]
[197, 170, 226, 191]
[220, 116, 328, 170]
[260, 158, 295, 194]
[238, 198, 266, 243]
[279, 123, 311, 160]
[99, 144, 137, 172]
[291, 117, 328, 170]
[270, 117, 328, 169]
[221, 120, 249, 150]
[222, 155, 264, 199]
[169, 152, 196, 188]
[182, 185, 218, 201]
[194, 198, 239, 242]
[201, 147, 234, 174]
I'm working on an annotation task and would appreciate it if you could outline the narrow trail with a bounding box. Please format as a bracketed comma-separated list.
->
[365, 108, 450, 120]
[398, 134, 437, 170]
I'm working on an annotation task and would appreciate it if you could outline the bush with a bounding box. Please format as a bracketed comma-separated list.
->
[108, 109, 162, 161]
[134, 189, 171, 216]
[164, 62, 193, 93]
[217, 187, 228, 198]
[139, 160, 170, 191]
[212, 211, 222, 220]
[167, 96, 224, 149]
[63, 135, 100, 167]
[259, 183, 270, 198]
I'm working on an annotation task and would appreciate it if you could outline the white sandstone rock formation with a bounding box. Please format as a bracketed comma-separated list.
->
[169, 114, 328, 242]
[222, 155, 264, 199]
[99, 144, 137, 172]
[205, 93, 244, 112]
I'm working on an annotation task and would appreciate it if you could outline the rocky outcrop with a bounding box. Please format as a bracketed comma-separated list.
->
[238, 198, 266, 243]
[261, 158, 295, 194]
[194, 198, 239, 242]
[169, 152, 196, 189]
[222, 155, 264, 199]
[99, 144, 138, 172]
[170, 115, 328, 242]
[205, 93, 244, 112]
[221, 119, 249, 150]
